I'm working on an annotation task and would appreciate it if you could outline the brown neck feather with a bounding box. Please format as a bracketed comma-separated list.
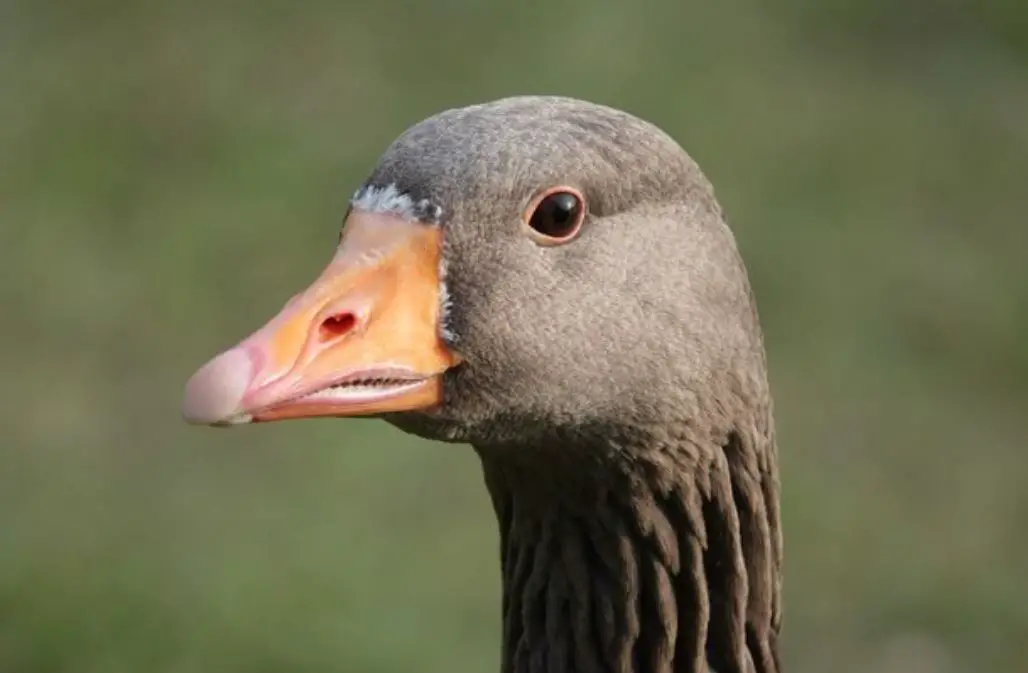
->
[476, 426, 782, 673]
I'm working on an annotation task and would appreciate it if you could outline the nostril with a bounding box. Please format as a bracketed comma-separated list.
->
[319, 312, 357, 341]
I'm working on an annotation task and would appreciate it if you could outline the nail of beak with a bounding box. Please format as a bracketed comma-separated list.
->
[182, 347, 257, 425]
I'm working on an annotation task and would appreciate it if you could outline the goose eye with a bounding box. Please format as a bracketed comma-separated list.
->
[524, 187, 586, 244]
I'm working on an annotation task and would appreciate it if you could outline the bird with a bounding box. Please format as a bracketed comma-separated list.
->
[182, 95, 783, 673]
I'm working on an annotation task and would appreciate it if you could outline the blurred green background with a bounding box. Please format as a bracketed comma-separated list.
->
[2, 1, 1026, 672]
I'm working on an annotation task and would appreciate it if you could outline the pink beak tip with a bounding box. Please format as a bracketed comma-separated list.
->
[181, 348, 255, 425]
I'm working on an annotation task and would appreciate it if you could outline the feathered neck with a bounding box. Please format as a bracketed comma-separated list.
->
[475, 423, 782, 673]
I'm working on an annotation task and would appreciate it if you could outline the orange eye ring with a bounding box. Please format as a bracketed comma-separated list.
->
[522, 185, 587, 246]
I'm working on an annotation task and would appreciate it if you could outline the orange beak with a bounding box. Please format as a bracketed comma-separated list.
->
[181, 211, 459, 426]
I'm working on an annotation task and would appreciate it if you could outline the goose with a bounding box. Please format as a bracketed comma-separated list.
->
[182, 96, 782, 673]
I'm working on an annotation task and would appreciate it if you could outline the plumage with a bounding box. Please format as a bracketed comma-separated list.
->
[184, 95, 782, 673]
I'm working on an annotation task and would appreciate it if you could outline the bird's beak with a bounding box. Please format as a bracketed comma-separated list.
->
[181, 211, 459, 426]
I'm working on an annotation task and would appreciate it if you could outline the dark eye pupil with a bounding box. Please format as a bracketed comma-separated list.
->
[530, 192, 582, 238]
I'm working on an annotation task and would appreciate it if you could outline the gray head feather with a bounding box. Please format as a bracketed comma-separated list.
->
[370, 96, 768, 449]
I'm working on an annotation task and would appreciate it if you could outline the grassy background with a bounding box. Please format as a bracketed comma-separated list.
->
[2, 1, 1027, 672]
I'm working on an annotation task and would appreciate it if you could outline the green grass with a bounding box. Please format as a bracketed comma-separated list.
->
[2, 1, 1027, 671]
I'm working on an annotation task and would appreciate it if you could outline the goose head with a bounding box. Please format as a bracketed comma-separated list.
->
[182, 96, 767, 447]
[182, 96, 781, 673]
